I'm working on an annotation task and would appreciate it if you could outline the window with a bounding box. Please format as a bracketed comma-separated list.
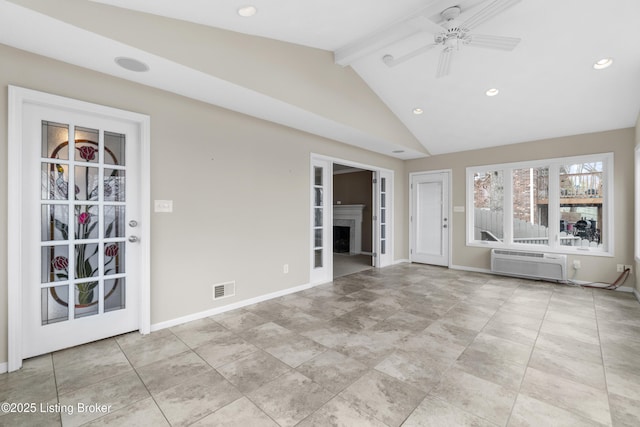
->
[467, 153, 613, 255]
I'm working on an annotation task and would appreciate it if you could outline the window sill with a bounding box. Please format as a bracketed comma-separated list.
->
[467, 241, 613, 257]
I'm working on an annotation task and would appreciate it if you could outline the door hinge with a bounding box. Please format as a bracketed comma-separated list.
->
[411, 184, 413, 190]
[373, 253, 377, 258]
[373, 178, 377, 184]
[410, 249, 413, 254]
[373, 215, 377, 221]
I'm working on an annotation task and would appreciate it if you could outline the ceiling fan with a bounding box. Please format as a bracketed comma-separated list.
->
[382, 0, 522, 78]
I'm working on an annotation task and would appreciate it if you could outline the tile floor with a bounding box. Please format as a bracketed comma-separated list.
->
[2, 263, 640, 426]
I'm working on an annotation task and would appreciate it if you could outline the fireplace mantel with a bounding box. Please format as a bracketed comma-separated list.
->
[333, 204, 365, 254]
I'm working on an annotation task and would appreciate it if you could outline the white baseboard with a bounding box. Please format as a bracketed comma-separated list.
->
[394, 259, 410, 265]
[151, 281, 319, 332]
[634, 288, 640, 302]
[0, 362, 7, 374]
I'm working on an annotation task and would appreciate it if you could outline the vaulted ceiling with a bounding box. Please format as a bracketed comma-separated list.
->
[2, 0, 640, 158]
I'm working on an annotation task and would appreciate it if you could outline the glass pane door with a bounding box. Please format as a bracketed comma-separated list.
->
[313, 166, 324, 268]
[40, 120, 127, 323]
[379, 177, 387, 256]
[310, 156, 331, 284]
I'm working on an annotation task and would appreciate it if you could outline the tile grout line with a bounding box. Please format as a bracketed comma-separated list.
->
[593, 292, 616, 427]
[113, 334, 173, 427]
[502, 281, 554, 427]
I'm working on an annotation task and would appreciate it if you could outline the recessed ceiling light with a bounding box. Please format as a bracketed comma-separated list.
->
[413, 108, 424, 115]
[237, 5, 257, 17]
[114, 57, 149, 72]
[486, 88, 499, 97]
[593, 58, 613, 70]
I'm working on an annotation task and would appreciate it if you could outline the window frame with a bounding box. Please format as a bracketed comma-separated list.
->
[466, 152, 614, 257]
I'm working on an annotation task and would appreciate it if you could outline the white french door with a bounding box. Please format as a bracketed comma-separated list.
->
[8, 87, 150, 370]
[310, 157, 332, 284]
[410, 171, 451, 266]
[375, 170, 393, 268]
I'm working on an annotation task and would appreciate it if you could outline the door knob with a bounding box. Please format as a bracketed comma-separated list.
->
[128, 235, 139, 243]
[129, 220, 138, 227]
[443, 224, 448, 228]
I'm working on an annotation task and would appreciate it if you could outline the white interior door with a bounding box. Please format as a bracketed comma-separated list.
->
[411, 171, 450, 266]
[10, 88, 149, 363]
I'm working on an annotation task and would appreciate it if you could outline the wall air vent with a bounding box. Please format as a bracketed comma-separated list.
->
[213, 281, 235, 300]
[491, 249, 567, 282]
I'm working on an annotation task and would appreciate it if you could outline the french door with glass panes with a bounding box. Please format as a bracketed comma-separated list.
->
[375, 170, 393, 267]
[12, 90, 147, 361]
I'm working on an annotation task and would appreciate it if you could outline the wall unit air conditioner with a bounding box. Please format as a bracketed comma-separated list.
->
[491, 249, 567, 282]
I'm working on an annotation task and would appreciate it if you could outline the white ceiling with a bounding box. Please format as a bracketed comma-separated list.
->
[3, 0, 640, 157]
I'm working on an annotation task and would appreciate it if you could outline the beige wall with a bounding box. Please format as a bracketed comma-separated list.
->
[407, 128, 636, 287]
[0, 44, 407, 365]
[333, 171, 373, 253]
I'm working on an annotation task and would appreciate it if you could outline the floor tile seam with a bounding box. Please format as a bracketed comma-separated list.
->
[593, 292, 616, 427]
[189, 395, 279, 427]
[337, 368, 425, 427]
[417, 395, 501, 427]
[245, 368, 334, 426]
[52, 347, 126, 372]
[142, 355, 224, 396]
[118, 333, 189, 367]
[56, 363, 141, 399]
[113, 334, 172, 427]
[241, 327, 320, 355]
[0, 366, 57, 399]
[457, 346, 530, 373]
[49, 352, 61, 416]
[513, 288, 612, 426]
[294, 351, 365, 391]
[527, 342, 604, 369]
[502, 282, 552, 427]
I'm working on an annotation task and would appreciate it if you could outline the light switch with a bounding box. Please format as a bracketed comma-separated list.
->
[154, 200, 173, 213]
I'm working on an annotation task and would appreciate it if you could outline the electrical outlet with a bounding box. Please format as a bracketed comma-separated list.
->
[616, 264, 624, 273]
[624, 265, 633, 274]
[573, 260, 581, 269]
[283, 264, 289, 274]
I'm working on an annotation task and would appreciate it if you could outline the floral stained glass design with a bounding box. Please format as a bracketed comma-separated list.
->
[40, 121, 127, 324]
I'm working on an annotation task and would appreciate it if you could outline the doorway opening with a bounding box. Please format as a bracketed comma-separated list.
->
[310, 154, 393, 285]
[332, 163, 373, 278]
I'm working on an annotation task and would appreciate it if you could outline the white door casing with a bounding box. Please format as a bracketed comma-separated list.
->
[8, 86, 151, 371]
[410, 171, 451, 266]
[310, 154, 393, 284]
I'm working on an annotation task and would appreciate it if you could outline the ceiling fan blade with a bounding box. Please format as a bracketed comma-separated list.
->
[436, 48, 453, 78]
[467, 34, 521, 50]
[383, 44, 438, 67]
[460, 0, 522, 30]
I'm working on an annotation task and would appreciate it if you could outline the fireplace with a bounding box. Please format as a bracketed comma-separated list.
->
[333, 226, 350, 253]
[333, 204, 365, 255]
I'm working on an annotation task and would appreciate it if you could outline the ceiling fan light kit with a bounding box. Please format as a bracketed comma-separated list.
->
[382, 0, 523, 77]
